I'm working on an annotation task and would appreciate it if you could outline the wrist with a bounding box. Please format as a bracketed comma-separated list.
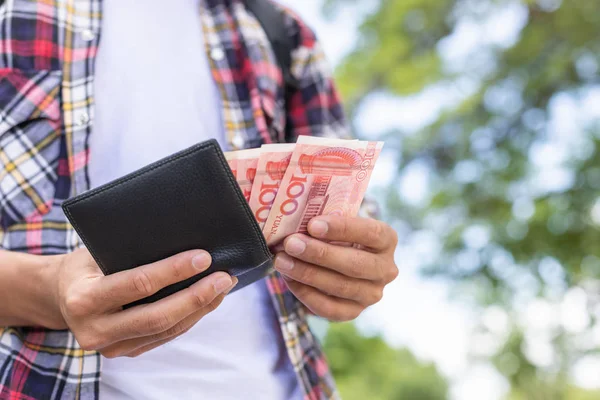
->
[0, 251, 67, 330]
[41, 254, 68, 329]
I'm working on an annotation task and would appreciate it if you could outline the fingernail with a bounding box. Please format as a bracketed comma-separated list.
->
[275, 254, 295, 272]
[213, 275, 233, 294]
[192, 252, 211, 271]
[223, 277, 239, 295]
[286, 237, 306, 256]
[310, 220, 329, 238]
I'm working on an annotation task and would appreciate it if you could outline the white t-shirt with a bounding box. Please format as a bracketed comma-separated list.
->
[90, 1, 301, 399]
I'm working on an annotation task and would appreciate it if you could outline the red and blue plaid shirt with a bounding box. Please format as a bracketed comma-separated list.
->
[0, 1, 346, 398]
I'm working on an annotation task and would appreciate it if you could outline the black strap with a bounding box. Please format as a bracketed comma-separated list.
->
[245, 0, 297, 92]
[246, 0, 298, 140]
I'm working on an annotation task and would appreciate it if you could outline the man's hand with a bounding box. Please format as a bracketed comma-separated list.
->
[274, 216, 398, 322]
[53, 249, 237, 358]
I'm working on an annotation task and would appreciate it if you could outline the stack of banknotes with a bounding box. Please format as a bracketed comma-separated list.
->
[224, 136, 383, 246]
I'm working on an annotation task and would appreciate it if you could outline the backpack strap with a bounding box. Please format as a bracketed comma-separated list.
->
[245, 0, 297, 91]
[245, 0, 298, 139]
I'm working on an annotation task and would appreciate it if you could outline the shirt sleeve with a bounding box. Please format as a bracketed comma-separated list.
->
[280, 6, 351, 141]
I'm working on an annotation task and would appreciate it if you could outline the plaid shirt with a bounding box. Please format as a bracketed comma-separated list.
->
[0, 1, 346, 399]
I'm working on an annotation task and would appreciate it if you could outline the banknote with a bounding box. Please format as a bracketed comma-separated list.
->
[262, 136, 384, 246]
[247, 143, 296, 229]
[224, 148, 261, 202]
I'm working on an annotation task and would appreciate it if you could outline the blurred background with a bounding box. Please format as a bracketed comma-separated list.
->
[277, 0, 600, 399]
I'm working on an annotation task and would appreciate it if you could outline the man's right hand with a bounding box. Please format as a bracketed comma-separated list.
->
[52, 248, 236, 358]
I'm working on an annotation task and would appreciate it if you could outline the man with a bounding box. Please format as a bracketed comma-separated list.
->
[0, 0, 398, 399]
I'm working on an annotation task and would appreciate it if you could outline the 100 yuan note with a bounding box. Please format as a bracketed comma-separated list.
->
[262, 136, 383, 246]
[248, 144, 296, 229]
[224, 148, 261, 202]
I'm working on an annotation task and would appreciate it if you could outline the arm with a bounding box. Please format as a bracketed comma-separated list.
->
[0, 248, 237, 357]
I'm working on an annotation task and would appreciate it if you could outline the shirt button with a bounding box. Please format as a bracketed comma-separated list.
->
[81, 29, 96, 42]
[210, 48, 225, 61]
[286, 321, 298, 336]
[231, 134, 244, 149]
[77, 112, 90, 126]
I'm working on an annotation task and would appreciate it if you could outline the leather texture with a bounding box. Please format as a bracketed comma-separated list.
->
[62, 139, 273, 307]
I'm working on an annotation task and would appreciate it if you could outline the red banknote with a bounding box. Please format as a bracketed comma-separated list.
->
[224, 148, 261, 202]
[262, 136, 383, 246]
[248, 144, 295, 229]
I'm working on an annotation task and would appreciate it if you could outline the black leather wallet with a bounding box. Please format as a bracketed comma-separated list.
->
[62, 139, 273, 307]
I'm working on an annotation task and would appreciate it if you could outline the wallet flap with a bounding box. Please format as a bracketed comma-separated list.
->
[62, 139, 273, 306]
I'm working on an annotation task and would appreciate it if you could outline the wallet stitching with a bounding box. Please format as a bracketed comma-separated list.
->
[233, 258, 274, 280]
[63, 140, 272, 275]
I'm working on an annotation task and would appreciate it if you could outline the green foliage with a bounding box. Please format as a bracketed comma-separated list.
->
[332, 0, 452, 109]
[323, 323, 448, 400]
[325, 0, 600, 397]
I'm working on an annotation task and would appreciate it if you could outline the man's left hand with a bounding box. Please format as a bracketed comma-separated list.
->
[274, 216, 398, 322]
